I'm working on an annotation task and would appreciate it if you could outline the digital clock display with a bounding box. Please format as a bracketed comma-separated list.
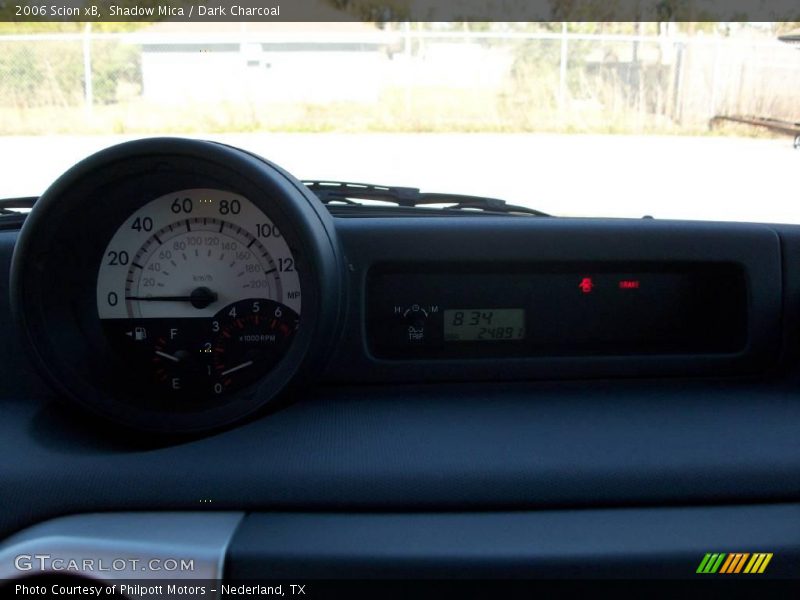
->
[443, 309, 526, 342]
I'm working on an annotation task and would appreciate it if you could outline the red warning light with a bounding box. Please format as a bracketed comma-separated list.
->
[619, 280, 640, 290]
[578, 277, 594, 294]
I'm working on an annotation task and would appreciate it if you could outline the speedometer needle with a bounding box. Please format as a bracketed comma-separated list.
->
[127, 295, 196, 300]
[126, 286, 218, 309]
[220, 360, 254, 377]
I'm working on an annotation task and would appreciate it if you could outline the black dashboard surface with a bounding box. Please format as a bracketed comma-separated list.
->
[227, 505, 800, 578]
[3, 212, 800, 541]
[4, 375, 800, 540]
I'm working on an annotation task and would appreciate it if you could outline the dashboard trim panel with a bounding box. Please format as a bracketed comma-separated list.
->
[324, 217, 782, 382]
[0, 512, 244, 586]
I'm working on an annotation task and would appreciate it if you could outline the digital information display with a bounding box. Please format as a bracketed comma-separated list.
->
[444, 309, 525, 342]
[368, 265, 747, 359]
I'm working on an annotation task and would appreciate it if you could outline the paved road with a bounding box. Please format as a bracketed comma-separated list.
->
[2, 133, 797, 223]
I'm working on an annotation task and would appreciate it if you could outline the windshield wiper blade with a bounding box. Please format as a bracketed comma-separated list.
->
[0, 196, 37, 216]
[302, 181, 549, 217]
[0, 196, 37, 230]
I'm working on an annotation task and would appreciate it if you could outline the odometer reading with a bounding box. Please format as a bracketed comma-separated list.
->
[96, 189, 301, 398]
[443, 308, 525, 342]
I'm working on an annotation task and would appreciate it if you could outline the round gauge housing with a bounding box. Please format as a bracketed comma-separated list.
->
[10, 138, 343, 434]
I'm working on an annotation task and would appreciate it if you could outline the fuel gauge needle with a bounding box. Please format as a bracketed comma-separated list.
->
[220, 360, 254, 377]
[155, 350, 181, 363]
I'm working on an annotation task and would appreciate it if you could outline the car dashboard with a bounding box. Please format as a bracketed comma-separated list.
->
[1, 138, 800, 595]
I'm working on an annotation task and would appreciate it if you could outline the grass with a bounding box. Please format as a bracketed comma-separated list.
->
[0, 87, 787, 138]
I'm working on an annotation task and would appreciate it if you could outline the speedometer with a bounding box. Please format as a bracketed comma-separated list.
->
[11, 138, 342, 434]
[97, 189, 301, 398]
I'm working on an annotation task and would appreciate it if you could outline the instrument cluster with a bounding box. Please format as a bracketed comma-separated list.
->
[11, 138, 342, 434]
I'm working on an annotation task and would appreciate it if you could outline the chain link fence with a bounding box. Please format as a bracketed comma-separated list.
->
[0, 29, 798, 134]
[0, 33, 140, 108]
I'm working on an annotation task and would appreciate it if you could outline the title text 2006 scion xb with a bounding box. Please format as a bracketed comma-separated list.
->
[1, 137, 799, 595]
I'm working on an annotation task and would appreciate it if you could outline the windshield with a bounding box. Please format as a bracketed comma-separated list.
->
[2, 18, 800, 223]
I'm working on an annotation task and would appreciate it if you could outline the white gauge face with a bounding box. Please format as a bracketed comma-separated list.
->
[97, 189, 301, 320]
[96, 189, 302, 398]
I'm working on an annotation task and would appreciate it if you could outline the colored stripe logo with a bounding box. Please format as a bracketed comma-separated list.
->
[696, 553, 773, 574]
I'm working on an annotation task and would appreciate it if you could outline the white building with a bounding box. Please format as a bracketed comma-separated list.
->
[130, 21, 396, 104]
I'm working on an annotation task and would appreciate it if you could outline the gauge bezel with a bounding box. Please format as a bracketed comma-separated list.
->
[10, 138, 342, 434]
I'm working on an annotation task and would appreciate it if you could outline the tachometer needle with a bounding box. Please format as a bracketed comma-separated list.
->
[220, 360, 254, 377]
[155, 350, 181, 363]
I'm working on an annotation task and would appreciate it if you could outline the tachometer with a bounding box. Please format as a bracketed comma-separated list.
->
[11, 138, 342, 434]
